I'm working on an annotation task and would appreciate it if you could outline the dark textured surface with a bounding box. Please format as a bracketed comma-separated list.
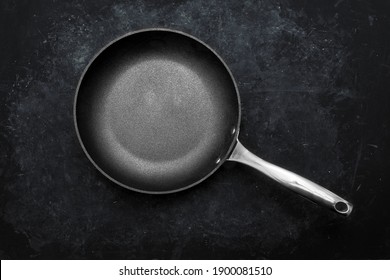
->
[75, 30, 239, 193]
[1, 0, 390, 259]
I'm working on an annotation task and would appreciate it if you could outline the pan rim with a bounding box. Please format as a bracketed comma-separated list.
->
[73, 27, 241, 194]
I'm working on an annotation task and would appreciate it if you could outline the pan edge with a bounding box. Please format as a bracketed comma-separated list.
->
[73, 27, 242, 194]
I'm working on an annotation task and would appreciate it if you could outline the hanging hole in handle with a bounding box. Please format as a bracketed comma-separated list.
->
[334, 201, 349, 214]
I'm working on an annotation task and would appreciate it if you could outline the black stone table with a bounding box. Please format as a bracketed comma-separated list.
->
[1, 0, 389, 259]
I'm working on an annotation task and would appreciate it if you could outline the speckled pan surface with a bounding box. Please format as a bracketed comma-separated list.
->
[75, 29, 240, 193]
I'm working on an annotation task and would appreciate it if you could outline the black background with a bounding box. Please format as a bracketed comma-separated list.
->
[1, 0, 390, 259]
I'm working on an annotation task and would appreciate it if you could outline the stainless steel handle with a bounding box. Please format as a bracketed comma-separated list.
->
[228, 140, 353, 216]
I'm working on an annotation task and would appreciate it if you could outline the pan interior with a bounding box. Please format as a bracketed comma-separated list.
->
[75, 31, 239, 192]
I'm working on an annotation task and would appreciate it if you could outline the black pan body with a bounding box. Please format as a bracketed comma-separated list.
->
[74, 29, 240, 193]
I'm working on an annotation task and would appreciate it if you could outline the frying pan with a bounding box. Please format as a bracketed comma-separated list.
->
[74, 28, 353, 216]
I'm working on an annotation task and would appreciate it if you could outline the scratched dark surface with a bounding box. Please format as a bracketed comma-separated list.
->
[1, 0, 390, 259]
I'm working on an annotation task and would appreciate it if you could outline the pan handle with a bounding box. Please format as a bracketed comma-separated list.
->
[227, 140, 353, 216]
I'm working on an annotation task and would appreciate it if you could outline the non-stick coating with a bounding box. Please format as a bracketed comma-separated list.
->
[75, 30, 240, 193]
